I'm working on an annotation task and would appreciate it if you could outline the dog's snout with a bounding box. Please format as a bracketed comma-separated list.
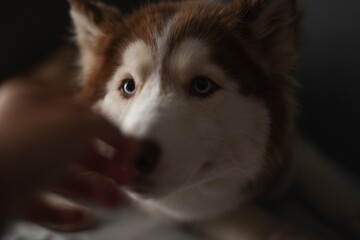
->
[135, 140, 161, 175]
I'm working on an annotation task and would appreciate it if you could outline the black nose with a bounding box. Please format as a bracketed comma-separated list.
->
[135, 140, 161, 175]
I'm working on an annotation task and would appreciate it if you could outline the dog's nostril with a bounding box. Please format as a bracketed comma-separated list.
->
[135, 140, 161, 175]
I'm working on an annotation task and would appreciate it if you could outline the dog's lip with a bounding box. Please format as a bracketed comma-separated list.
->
[124, 185, 152, 195]
[122, 184, 168, 199]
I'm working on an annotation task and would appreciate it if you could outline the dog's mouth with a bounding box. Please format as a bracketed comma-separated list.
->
[122, 160, 223, 200]
[122, 173, 171, 198]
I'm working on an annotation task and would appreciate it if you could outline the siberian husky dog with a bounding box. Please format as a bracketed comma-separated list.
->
[65, 0, 360, 239]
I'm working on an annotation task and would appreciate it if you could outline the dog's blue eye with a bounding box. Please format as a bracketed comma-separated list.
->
[190, 76, 219, 97]
[121, 79, 136, 97]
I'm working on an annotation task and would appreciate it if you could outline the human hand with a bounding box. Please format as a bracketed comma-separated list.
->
[0, 80, 139, 231]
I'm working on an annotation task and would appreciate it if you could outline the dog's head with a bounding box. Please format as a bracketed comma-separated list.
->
[69, 0, 300, 220]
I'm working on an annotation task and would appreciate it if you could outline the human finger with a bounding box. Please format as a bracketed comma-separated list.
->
[52, 166, 123, 208]
[23, 193, 93, 232]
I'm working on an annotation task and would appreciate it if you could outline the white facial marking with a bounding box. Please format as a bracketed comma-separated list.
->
[155, 16, 177, 66]
[99, 40, 154, 124]
[122, 41, 154, 80]
[168, 39, 210, 81]
[96, 20, 271, 221]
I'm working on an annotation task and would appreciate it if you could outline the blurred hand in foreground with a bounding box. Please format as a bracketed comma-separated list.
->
[0, 80, 139, 232]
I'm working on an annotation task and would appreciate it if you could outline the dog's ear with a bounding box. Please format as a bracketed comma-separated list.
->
[69, 0, 121, 49]
[233, 0, 300, 75]
[68, 0, 121, 84]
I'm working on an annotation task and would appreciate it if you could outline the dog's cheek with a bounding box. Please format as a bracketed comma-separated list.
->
[206, 92, 271, 185]
[94, 85, 133, 130]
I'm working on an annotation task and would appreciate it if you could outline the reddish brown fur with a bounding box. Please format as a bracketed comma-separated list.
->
[71, 0, 300, 197]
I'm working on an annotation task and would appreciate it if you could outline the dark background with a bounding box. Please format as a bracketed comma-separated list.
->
[298, 0, 360, 175]
[0, 0, 359, 176]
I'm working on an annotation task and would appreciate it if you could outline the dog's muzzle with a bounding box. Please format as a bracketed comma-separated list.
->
[135, 140, 161, 175]
[126, 139, 162, 196]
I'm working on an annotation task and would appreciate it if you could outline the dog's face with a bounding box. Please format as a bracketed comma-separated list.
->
[70, 0, 299, 220]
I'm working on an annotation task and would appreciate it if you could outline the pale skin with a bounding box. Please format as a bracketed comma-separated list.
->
[0, 80, 139, 232]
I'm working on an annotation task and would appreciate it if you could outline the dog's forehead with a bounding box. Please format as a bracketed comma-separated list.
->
[117, 2, 242, 82]
[122, 38, 210, 76]
[120, 21, 213, 85]
[121, 1, 236, 46]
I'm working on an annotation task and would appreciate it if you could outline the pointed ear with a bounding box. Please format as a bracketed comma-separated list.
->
[69, 0, 121, 49]
[234, 0, 301, 75]
[68, 0, 121, 83]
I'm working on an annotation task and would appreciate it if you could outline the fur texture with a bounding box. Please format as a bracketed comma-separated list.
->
[66, 0, 360, 239]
